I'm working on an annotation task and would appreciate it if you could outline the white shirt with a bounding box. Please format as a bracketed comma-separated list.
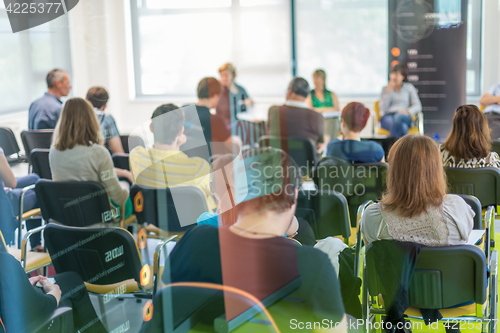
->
[484, 84, 500, 114]
[360, 194, 474, 246]
[285, 99, 309, 109]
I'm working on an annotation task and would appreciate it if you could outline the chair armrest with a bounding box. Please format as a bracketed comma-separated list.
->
[484, 205, 495, 259]
[28, 306, 74, 333]
[19, 184, 36, 217]
[153, 235, 179, 294]
[357, 200, 374, 224]
[16, 184, 37, 248]
[490, 250, 498, 276]
[21, 224, 47, 270]
[416, 112, 424, 134]
[354, 200, 374, 277]
[22, 208, 41, 220]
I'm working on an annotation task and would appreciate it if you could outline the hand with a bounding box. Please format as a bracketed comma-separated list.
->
[386, 81, 396, 93]
[123, 170, 134, 184]
[397, 110, 410, 115]
[41, 279, 62, 306]
[29, 275, 47, 286]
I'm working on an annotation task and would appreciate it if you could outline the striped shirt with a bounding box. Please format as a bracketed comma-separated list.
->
[129, 146, 216, 211]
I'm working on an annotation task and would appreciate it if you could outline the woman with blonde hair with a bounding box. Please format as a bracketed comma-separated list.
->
[216, 63, 253, 126]
[361, 134, 474, 246]
[50, 97, 130, 216]
[441, 104, 500, 168]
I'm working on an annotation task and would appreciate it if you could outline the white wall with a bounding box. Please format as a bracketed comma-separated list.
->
[3, 0, 500, 141]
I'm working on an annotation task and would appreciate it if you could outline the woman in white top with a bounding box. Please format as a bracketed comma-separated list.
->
[361, 134, 474, 246]
[50, 98, 130, 215]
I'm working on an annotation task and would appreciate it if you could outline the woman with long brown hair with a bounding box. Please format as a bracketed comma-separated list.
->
[360, 134, 474, 246]
[441, 104, 500, 168]
[50, 98, 130, 213]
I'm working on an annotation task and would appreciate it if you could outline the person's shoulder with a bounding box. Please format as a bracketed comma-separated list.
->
[443, 194, 475, 220]
[235, 83, 247, 93]
[181, 225, 220, 244]
[130, 145, 148, 157]
[296, 242, 332, 267]
[492, 83, 500, 93]
[403, 82, 417, 90]
[91, 143, 111, 154]
[366, 140, 385, 152]
[326, 139, 343, 151]
[327, 138, 342, 146]
[489, 151, 500, 161]
[364, 202, 382, 215]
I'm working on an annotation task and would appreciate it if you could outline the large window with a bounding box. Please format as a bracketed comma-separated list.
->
[0, 2, 72, 113]
[296, 0, 388, 96]
[130, 0, 482, 98]
[131, 0, 292, 98]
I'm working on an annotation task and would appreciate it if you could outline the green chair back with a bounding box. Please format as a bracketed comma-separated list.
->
[445, 167, 500, 207]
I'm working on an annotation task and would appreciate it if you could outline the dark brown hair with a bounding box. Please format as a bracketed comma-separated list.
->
[197, 77, 222, 99]
[442, 105, 491, 160]
[86, 86, 109, 109]
[381, 135, 447, 218]
[390, 64, 409, 82]
[53, 98, 103, 151]
[341, 102, 370, 132]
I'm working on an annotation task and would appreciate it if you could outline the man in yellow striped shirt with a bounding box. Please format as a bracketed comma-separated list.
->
[129, 104, 216, 211]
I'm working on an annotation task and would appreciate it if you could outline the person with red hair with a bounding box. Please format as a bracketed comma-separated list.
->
[326, 102, 384, 163]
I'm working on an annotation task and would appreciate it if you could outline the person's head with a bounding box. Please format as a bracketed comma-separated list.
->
[197, 77, 222, 109]
[219, 63, 236, 88]
[286, 77, 310, 101]
[234, 149, 302, 233]
[341, 102, 370, 135]
[53, 98, 103, 151]
[86, 86, 109, 111]
[312, 69, 326, 90]
[443, 104, 492, 160]
[381, 135, 447, 218]
[389, 64, 409, 87]
[46, 69, 71, 98]
[150, 104, 184, 145]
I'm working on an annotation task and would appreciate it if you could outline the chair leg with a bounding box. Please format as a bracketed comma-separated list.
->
[97, 295, 108, 329]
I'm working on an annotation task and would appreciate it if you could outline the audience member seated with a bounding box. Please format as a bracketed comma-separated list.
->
[441, 105, 500, 168]
[29, 69, 72, 130]
[216, 63, 253, 127]
[129, 104, 216, 212]
[86, 86, 133, 184]
[197, 154, 316, 246]
[49, 98, 131, 218]
[379, 64, 422, 138]
[326, 102, 385, 163]
[183, 77, 232, 160]
[361, 134, 474, 246]
[86, 86, 123, 154]
[0, 252, 107, 333]
[268, 77, 325, 148]
[306, 69, 341, 141]
[0, 148, 42, 249]
[141, 148, 347, 332]
[480, 83, 500, 139]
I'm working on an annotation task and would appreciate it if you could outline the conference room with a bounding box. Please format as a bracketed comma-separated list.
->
[1, 0, 500, 332]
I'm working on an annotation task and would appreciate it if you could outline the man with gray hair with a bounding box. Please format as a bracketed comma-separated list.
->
[267, 77, 324, 146]
[28, 69, 72, 130]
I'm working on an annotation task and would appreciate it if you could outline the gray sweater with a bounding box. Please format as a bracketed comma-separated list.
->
[49, 144, 129, 206]
[379, 82, 422, 116]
